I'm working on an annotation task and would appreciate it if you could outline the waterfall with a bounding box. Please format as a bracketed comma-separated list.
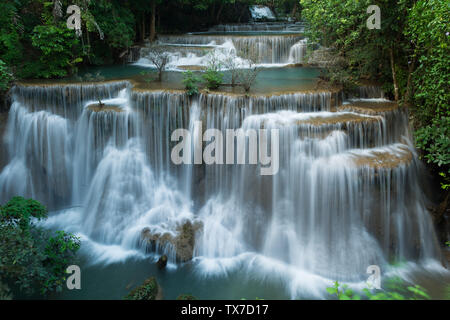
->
[0, 81, 445, 296]
[250, 5, 276, 21]
[208, 22, 306, 33]
[136, 34, 307, 67]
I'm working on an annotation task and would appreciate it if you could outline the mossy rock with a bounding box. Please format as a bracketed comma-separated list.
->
[177, 294, 198, 300]
[125, 277, 159, 300]
[157, 255, 168, 269]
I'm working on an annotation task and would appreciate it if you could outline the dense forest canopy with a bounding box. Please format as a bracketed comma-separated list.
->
[0, 0, 299, 80]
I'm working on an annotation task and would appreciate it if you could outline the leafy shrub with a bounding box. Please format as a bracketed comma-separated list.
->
[0, 197, 80, 297]
[182, 71, 201, 96]
[415, 116, 450, 189]
[327, 278, 430, 300]
[202, 53, 224, 90]
[406, 0, 450, 190]
[202, 68, 223, 90]
[31, 24, 83, 78]
[125, 277, 159, 300]
[0, 59, 12, 91]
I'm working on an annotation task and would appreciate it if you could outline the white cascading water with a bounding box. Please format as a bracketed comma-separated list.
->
[135, 33, 307, 69]
[249, 5, 276, 21]
[0, 19, 447, 296]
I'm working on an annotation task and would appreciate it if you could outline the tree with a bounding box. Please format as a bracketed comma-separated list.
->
[202, 52, 224, 90]
[223, 46, 261, 92]
[405, 0, 450, 189]
[236, 46, 261, 93]
[31, 23, 84, 78]
[0, 59, 13, 92]
[0, 197, 80, 298]
[145, 44, 169, 81]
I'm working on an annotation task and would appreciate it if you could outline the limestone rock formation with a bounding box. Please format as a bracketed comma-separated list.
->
[142, 220, 203, 263]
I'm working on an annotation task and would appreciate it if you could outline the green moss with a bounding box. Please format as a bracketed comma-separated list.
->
[125, 277, 159, 300]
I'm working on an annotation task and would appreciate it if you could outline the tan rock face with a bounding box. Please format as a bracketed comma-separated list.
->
[87, 104, 123, 113]
[352, 147, 413, 169]
[339, 101, 399, 114]
[177, 65, 207, 71]
[141, 220, 203, 263]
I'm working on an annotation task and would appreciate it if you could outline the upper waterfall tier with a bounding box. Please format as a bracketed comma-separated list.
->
[136, 34, 307, 67]
[207, 22, 306, 33]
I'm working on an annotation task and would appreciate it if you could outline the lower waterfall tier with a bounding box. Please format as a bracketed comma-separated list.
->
[0, 82, 445, 297]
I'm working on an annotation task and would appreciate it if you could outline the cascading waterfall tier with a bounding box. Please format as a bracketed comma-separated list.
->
[136, 33, 307, 68]
[0, 81, 444, 296]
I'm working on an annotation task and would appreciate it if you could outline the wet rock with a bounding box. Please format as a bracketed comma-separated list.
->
[141, 220, 203, 263]
[177, 294, 198, 300]
[87, 103, 122, 112]
[157, 255, 168, 269]
[124, 276, 160, 300]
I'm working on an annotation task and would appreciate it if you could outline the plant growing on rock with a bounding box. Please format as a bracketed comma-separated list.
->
[182, 71, 201, 96]
[202, 52, 223, 90]
[235, 46, 261, 93]
[223, 46, 261, 93]
[125, 277, 160, 300]
[0, 60, 13, 92]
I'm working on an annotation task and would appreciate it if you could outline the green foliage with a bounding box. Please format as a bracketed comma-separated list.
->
[0, 59, 13, 91]
[415, 117, 450, 188]
[90, 0, 135, 50]
[125, 277, 159, 300]
[0, 197, 80, 297]
[406, 0, 450, 188]
[203, 68, 224, 90]
[0, 196, 47, 230]
[202, 53, 224, 90]
[31, 24, 84, 78]
[43, 231, 81, 293]
[327, 278, 431, 300]
[301, 0, 449, 190]
[326, 281, 360, 300]
[182, 71, 201, 96]
[300, 0, 389, 88]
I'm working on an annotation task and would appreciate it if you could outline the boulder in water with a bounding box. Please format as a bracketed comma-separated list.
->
[157, 255, 168, 269]
[141, 220, 203, 263]
[124, 276, 161, 300]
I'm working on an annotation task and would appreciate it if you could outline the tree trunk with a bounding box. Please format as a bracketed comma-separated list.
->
[142, 13, 146, 42]
[86, 26, 92, 63]
[389, 47, 399, 101]
[216, 3, 224, 23]
[150, 1, 157, 42]
[210, 2, 216, 25]
[405, 57, 416, 103]
[291, 2, 298, 19]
